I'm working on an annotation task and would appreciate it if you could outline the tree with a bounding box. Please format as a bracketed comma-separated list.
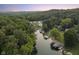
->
[0, 16, 36, 55]
[49, 28, 64, 42]
[60, 18, 73, 31]
[64, 29, 78, 48]
[42, 17, 58, 32]
[0, 30, 5, 54]
[0, 35, 19, 54]
[20, 43, 33, 55]
[42, 23, 48, 32]
[74, 25, 79, 33]
[2, 24, 15, 35]
[0, 19, 8, 29]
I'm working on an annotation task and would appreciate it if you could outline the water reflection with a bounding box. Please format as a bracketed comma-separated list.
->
[35, 30, 62, 55]
[31, 46, 37, 55]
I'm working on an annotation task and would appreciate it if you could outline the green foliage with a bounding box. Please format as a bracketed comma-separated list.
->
[20, 42, 33, 55]
[49, 28, 60, 39]
[0, 16, 36, 55]
[0, 8, 79, 54]
[60, 18, 73, 30]
[49, 28, 64, 43]
[64, 29, 78, 48]
[74, 25, 79, 33]
[61, 18, 72, 25]
[42, 17, 58, 32]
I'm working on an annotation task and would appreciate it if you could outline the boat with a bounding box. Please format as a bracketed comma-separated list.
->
[50, 42, 63, 51]
[44, 35, 48, 39]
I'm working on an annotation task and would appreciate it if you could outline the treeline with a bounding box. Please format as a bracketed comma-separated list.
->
[25, 8, 79, 22]
[1, 8, 79, 22]
[0, 16, 36, 55]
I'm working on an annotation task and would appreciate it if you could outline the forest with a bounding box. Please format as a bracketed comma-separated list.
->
[0, 16, 37, 54]
[0, 8, 79, 54]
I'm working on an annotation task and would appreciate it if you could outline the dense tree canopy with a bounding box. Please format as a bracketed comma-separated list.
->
[49, 28, 64, 43]
[0, 16, 36, 55]
[64, 29, 78, 48]
[60, 18, 74, 31]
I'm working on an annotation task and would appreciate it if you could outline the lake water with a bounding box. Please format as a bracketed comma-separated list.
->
[35, 30, 62, 55]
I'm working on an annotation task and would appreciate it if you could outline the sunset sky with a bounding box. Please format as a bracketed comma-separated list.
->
[0, 4, 79, 12]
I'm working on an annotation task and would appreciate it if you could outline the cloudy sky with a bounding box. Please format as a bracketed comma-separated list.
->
[0, 4, 79, 12]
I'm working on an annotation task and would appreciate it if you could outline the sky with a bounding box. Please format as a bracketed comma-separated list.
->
[0, 4, 79, 12]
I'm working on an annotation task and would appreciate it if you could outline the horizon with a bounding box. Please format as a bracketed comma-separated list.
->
[0, 4, 79, 12]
